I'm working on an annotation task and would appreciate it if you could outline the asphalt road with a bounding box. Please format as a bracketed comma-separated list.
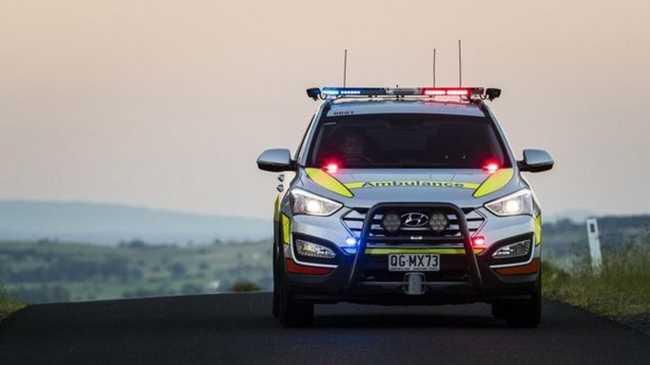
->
[1, 293, 649, 365]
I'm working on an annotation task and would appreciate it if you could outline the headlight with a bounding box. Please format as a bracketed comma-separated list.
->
[492, 239, 532, 259]
[290, 188, 342, 216]
[429, 211, 449, 232]
[484, 189, 533, 216]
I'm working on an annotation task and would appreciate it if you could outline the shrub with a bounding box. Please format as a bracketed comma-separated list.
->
[230, 280, 261, 292]
[0, 283, 25, 320]
[169, 262, 187, 278]
[180, 283, 203, 295]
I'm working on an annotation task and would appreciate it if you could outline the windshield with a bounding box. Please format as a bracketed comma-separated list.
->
[308, 113, 510, 169]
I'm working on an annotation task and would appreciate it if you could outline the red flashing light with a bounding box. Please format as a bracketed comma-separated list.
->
[285, 259, 333, 275]
[483, 162, 500, 174]
[472, 236, 487, 248]
[324, 162, 339, 174]
[421, 88, 444, 96]
[421, 87, 472, 97]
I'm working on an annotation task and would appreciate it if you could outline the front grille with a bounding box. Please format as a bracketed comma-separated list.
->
[342, 207, 485, 246]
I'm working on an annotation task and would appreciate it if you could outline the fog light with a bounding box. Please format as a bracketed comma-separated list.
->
[345, 237, 357, 246]
[295, 239, 336, 259]
[382, 212, 401, 233]
[492, 239, 531, 259]
[429, 212, 448, 232]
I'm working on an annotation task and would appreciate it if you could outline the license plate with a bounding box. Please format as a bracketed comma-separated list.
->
[388, 254, 440, 272]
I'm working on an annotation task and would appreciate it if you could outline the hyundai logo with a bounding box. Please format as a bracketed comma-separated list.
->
[400, 212, 429, 227]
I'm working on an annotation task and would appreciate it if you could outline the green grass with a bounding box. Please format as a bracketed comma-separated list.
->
[230, 280, 261, 292]
[0, 284, 25, 321]
[543, 246, 650, 317]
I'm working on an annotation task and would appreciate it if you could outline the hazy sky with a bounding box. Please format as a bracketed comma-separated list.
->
[1, 0, 649, 219]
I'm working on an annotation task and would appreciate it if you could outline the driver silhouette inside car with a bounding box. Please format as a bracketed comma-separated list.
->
[340, 133, 374, 166]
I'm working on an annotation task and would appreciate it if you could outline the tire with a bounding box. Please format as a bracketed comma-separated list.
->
[504, 274, 542, 328]
[275, 240, 314, 327]
[277, 274, 314, 327]
[491, 302, 506, 319]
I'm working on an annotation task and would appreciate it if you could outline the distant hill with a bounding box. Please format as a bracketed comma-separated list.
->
[545, 209, 596, 224]
[0, 200, 271, 246]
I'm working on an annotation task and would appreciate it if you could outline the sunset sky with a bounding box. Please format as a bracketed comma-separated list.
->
[1, 0, 649, 218]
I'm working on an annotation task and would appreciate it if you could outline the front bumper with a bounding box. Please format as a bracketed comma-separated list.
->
[285, 203, 540, 305]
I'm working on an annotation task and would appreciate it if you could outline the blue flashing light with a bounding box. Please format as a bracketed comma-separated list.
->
[343, 236, 360, 254]
[321, 88, 340, 96]
[340, 89, 361, 95]
[343, 247, 357, 254]
[345, 237, 357, 246]
[321, 87, 387, 97]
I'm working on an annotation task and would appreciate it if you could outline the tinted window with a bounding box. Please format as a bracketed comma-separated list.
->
[308, 113, 510, 169]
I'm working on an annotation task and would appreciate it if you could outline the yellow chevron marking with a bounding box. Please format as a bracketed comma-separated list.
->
[473, 168, 514, 198]
[305, 168, 354, 198]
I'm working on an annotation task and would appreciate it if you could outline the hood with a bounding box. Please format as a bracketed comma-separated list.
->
[300, 168, 522, 209]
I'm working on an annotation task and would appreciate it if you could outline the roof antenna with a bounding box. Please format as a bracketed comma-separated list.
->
[432, 48, 437, 87]
[458, 40, 462, 87]
[343, 49, 348, 87]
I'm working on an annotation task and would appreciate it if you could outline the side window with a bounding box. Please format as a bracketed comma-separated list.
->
[294, 114, 315, 161]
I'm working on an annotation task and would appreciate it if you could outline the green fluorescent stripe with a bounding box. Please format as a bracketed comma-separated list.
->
[461, 182, 480, 189]
[344, 181, 479, 190]
[345, 181, 365, 189]
[365, 248, 483, 255]
[281, 214, 291, 245]
[473, 168, 514, 198]
[305, 168, 353, 198]
[534, 214, 542, 246]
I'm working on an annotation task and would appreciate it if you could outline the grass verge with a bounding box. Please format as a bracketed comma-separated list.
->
[543, 246, 650, 317]
[0, 284, 25, 321]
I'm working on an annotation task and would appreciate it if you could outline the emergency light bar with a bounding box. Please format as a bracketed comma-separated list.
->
[307, 87, 501, 101]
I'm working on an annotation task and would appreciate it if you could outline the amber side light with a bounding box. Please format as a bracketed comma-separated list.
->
[495, 258, 540, 276]
[285, 259, 333, 275]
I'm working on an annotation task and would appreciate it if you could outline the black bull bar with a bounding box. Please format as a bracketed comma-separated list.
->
[345, 202, 483, 292]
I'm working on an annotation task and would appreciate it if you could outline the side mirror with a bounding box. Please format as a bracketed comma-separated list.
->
[518, 149, 554, 172]
[257, 149, 295, 172]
